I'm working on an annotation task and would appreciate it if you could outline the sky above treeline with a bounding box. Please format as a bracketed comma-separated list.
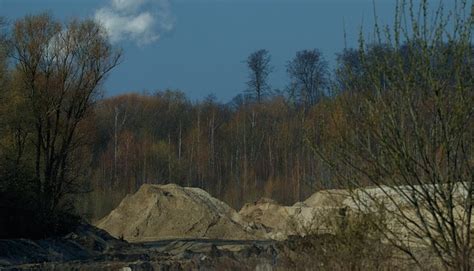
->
[0, 0, 460, 102]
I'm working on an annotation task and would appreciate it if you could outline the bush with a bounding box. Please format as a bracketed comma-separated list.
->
[0, 161, 80, 239]
[279, 211, 396, 270]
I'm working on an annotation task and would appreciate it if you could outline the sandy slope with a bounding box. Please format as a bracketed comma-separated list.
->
[96, 184, 265, 242]
[97, 182, 473, 246]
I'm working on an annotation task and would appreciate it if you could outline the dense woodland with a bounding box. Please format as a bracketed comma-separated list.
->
[79, 45, 395, 219]
[79, 37, 474, 222]
[82, 89, 333, 219]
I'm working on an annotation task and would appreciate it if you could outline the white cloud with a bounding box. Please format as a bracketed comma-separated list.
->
[111, 0, 146, 11]
[94, 0, 174, 46]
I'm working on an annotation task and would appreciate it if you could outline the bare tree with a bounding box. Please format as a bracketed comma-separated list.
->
[287, 49, 328, 108]
[312, 0, 473, 269]
[334, 48, 363, 93]
[11, 14, 121, 216]
[0, 17, 8, 94]
[246, 49, 272, 103]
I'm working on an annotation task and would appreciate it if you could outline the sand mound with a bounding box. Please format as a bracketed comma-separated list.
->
[239, 199, 340, 240]
[342, 183, 473, 247]
[303, 189, 350, 208]
[96, 184, 262, 242]
[240, 184, 473, 243]
[239, 199, 289, 233]
[97, 182, 473, 246]
[343, 183, 470, 212]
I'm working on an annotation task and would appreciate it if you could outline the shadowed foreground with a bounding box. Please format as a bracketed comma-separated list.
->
[1, 223, 408, 271]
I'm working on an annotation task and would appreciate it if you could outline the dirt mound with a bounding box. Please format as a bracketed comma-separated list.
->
[343, 183, 469, 212]
[96, 184, 262, 242]
[342, 183, 473, 247]
[239, 199, 340, 240]
[97, 183, 472, 246]
[239, 199, 289, 234]
[303, 189, 350, 208]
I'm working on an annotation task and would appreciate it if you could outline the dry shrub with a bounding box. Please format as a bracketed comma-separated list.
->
[279, 210, 399, 270]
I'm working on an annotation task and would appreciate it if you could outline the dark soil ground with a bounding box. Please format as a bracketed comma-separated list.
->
[0, 223, 423, 270]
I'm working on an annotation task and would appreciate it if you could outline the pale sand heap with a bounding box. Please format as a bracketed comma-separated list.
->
[303, 189, 350, 208]
[96, 184, 265, 242]
[342, 183, 474, 247]
[239, 197, 343, 240]
[97, 183, 473, 246]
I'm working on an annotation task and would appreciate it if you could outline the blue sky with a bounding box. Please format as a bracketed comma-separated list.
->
[0, 0, 458, 102]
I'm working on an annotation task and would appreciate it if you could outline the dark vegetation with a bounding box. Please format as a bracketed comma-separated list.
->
[0, 0, 472, 269]
[280, 214, 397, 270]
[0, 14, 121, 238]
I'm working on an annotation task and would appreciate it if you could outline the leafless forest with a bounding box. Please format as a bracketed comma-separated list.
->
[0, 1, 473, 270]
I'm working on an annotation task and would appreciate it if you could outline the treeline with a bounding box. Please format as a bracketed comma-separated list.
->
[83, 92, 331, 219]
[81, 41, 464, 220]
[82, 48, 338, 218]
[81, 46, 365, 219]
